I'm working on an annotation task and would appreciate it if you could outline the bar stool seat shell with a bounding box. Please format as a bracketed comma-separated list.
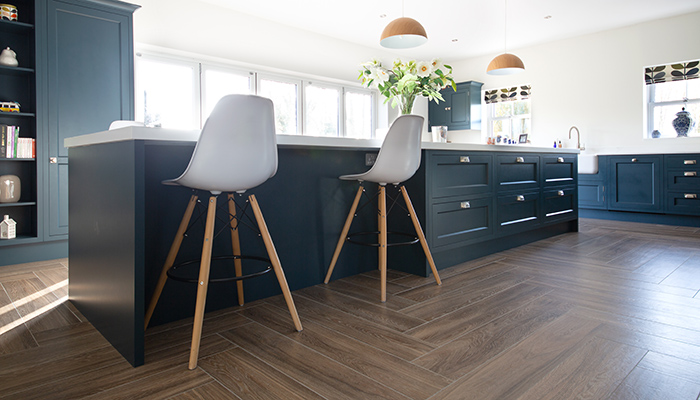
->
[164, 94, 278, 194]
[340, 114, 423, 185]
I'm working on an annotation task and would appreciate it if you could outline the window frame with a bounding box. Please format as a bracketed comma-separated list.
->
[134, 52, 201, 129]
[134, 50, 378, 138]
[646, 79, 700, 138]
[486, 99, 532, 141]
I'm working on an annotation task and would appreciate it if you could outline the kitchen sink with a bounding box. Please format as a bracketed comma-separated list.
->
[578, 154, 598, 174]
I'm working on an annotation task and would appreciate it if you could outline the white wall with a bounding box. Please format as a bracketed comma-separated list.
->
[449, 10, 700, 152]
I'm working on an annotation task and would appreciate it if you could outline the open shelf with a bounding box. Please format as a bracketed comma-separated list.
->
[0, 202, 36, 208]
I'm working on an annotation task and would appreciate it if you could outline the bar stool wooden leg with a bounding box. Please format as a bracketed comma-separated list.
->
[249, 195, 303, 332]
[188, 195, 217, 370]
[228, 194, 245, 306]
[400, 186, 442, 286]
[379, 185, 388, 302]
[145, 194, 199, 330]
[324, 185, 364, 284]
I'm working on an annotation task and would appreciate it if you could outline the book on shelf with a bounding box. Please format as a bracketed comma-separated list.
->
[0, 124, 34, 159]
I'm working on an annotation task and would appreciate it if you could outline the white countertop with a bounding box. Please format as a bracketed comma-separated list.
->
[64, 126, 580, 154]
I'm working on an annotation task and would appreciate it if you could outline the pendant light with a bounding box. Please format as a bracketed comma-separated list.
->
[380, 0, 427, 49]
[487, 0, 524, 75]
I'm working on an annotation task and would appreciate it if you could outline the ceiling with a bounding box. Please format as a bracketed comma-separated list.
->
[199, 0, 700, 61]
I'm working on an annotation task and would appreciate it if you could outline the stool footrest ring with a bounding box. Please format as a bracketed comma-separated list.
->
[167, 255, 272, 283]
[346, 231, 419, 247]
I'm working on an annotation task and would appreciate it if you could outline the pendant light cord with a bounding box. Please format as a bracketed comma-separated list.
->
[504, 0, 508, 53]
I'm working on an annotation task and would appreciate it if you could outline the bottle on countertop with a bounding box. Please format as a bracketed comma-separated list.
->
[553, 140, 557, 148]
[558, 140, 562, 148]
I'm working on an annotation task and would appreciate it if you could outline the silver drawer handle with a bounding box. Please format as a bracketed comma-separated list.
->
[516, 195, 525, 202]
[516, 157, 524, 163]
[685, 194, 698, 199]
[557, 157, 564, 163]
[50, 157, 58, 164]
[684, 160, 697, 165]
[631, 158, 638, 162]
[445, 107, 451, 111]
[685, 171, 698, 177]
[460, 201, 470, 209]
[460, 156, 470, 163]
[557, 190, 565, 196]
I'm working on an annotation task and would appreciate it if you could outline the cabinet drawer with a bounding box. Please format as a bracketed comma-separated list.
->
[497, 191, 540, 234]
[666, 170, 700, 191]
[543, 186, 577, 223]
[665, 192, 700, 216]
[542, 155, 577, 187]
[497, 154, 540, 192]
[431, 197, 494, 247]
[430, 153, 493, 198]
[665, 154, 700, 170]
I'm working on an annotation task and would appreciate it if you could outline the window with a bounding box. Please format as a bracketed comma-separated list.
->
[135, 54, 199, 129]
[485, 86, 531, 143]
[201, 66, 253, 121]
[134, 51, 376, 138]
[345, 90, 373, 139]
[646, 61, 700, 138]
[258, 75, 301, 135]
[305, 82, 340, 137]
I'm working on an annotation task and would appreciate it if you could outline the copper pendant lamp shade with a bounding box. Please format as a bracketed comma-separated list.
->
[487, 53, 525, 75]
[487, 0, 524, 75]
[380, 17, 428, 49]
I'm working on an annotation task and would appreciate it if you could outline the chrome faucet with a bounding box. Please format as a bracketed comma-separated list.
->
[569, 126, 584, 150]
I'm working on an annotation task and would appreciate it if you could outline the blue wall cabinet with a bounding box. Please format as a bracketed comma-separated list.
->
[42, 0, 138, 238]
[608, 155, 662, 212]
[0, 0, 137, 266]
[428, 81, 483, 131]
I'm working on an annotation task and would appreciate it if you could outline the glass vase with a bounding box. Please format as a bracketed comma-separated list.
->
[396, 94, 416, 115]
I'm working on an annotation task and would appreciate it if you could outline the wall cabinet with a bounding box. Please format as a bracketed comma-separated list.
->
[0, 0, 137, 264]
[428, 81, 483, 131]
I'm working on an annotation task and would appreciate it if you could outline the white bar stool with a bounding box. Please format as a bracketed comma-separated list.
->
[144, 94, 302, 369]
[324, 115, 442, 302]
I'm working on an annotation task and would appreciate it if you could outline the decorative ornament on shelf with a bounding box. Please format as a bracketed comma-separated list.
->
[359, 58, 456, 115]
[0, 214, 16, 239]
[0, 174, 20, 203]
[672, 106, 694, 137]
[0, 47, 18, 67]
[0, 4, 17, 21]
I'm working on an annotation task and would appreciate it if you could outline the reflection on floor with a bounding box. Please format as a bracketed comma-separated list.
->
[1, 218, 700, 399]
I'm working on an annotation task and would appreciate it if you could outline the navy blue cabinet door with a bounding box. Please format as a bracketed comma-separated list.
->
[428, 81, 482, 131]
[45, 0, 136, 237]
[609, 155, 662, 212]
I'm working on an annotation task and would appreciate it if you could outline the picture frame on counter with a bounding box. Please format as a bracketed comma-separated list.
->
[519, 134, 528, 144]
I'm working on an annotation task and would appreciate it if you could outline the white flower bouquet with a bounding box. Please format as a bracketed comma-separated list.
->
[359, 58, 456, 114]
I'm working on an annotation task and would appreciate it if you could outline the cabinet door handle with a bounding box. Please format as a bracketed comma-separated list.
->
[516, 195, 525, 202]
[557, 157, 564, 163]
[685, 194, 698, 199]
[50, 157, 58, 164]
[445, 107, 451, 111]
[684, 160, 697, 165]
[631, 158, 638, 162]
[685, 171, 698, 177]
[460, 156, 470, 163]
[460, 201, 471, 209]
[557, 190, 565, 196]
[516, 157, 525, 163]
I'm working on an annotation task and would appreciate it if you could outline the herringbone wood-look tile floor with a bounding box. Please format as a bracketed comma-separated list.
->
[1, 218, 700, 399]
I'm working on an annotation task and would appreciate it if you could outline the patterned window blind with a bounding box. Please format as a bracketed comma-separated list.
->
[484, 85, 531, 104]
[645, 60, 699, 85]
